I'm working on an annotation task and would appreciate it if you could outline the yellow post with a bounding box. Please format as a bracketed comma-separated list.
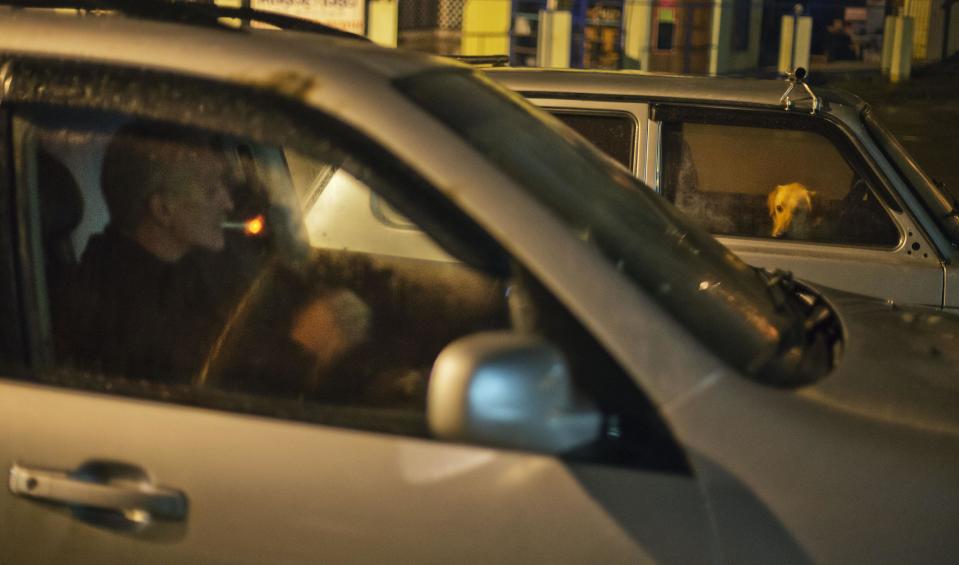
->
[882, 15, 896, 75]
[462, 0, 511, 56]
[890, 16, 915, 83]
[622, 0, 652, 70]
[778, 13, 812, 74]
[367, 0, 398, 47]
[537, 9, 572, 68]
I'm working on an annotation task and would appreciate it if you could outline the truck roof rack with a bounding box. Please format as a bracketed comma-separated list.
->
[0, 0, 368, 40]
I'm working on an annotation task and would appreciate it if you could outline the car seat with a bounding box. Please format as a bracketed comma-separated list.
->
[36, 146, 84, 300]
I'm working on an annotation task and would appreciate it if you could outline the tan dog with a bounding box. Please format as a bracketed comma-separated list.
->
[768, 182, 815, 238]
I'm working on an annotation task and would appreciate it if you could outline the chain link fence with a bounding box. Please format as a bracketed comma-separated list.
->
[398, 0, 466, 55]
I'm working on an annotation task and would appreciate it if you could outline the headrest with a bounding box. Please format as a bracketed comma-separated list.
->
[37, 147, 84, 240]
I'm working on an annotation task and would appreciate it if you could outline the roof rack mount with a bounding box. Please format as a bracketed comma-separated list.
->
[780, 67, 821, 115]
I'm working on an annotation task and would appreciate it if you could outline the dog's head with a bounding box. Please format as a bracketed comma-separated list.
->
[768, 182, 815, 238]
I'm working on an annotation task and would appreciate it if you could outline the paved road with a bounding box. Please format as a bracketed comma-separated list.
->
[822, 58, 959, 203]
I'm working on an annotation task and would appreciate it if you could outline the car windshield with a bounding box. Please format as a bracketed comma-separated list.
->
[397, 69, 825, 385]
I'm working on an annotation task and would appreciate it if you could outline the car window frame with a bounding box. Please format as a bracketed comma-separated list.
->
[0, 101, 28, 375]
[650, 103, 912, 250]
[10, 115, 53, 374]
[1, 55, 518, 435]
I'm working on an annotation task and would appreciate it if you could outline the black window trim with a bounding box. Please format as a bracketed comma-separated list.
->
[0, 103, 29, 376]
[10, 113, 53, 374]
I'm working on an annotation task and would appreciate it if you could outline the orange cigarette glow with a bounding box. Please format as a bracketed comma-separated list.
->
[244, 215, 265, 236]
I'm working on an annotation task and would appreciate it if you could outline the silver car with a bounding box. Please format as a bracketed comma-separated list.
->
[488, 67, 959, 310]
[0, 5, 957, 565]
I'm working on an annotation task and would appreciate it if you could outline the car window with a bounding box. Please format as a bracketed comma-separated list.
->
[18, 108, 512, 435]
[660, 120, 901, 247]
[552, 112, 635, 169]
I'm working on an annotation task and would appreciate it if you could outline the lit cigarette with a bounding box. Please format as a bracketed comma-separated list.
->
[222, 215, 266, 236]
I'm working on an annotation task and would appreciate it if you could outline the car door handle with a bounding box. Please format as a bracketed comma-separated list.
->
[9, 461, 188, 528]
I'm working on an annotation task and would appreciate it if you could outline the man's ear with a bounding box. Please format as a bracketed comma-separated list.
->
[148, 192, 175, 227]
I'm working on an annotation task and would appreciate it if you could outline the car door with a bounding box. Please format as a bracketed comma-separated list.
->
[0, 58, 716, 564]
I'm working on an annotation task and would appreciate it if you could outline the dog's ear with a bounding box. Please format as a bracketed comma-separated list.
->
[768, 186, 780, 217]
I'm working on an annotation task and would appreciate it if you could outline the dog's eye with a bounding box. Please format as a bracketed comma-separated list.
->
[776, 205, 784, 213]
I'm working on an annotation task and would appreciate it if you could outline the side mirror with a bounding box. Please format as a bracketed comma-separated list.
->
[427, 332, 602, 454]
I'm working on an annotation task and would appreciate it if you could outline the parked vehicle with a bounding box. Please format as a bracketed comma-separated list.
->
[0, 5, 957, 565]
[488, 67, 959, 309]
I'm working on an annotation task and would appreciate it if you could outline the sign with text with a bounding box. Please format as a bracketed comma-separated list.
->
[251, 0, 365, 35]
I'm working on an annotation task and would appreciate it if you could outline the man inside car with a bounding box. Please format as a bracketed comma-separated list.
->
[59, 121, 369, 393]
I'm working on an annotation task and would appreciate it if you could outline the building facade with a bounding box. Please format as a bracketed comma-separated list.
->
[229, 0, 958, 74]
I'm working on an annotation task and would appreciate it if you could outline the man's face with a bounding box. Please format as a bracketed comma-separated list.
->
[159, 149, 235, 252]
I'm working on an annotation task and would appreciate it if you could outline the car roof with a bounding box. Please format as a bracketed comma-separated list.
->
[486, 67, 866, 114]
[0, 9, 457, 94]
